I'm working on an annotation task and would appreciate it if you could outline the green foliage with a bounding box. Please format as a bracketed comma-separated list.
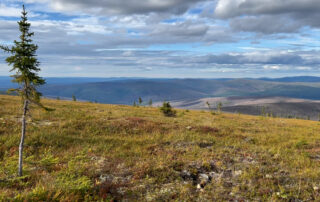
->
[148, 99, 153, 107]
[0, 5, 45, 104]
[38, 152, 59, 171]
[55, 174, 92, 193]
[55, 153, 92, 193]
[206, 101, 211, 111]
[206, 101, 221, 115]
[295, 140, 309, 149]
[72, 94, 76, 101]
[138, 97, 143, 105]
[27, 186, 49, 201]
[160, 101, 176, 117]
[261, 106, 267, 117]
[217, 102, 223, 113]
[0, 5, 47, 178]
[0, 155, 20, 177]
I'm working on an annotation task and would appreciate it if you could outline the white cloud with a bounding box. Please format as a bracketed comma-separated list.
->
[0, 4, 21, 17]
[215, 0, 320, 18]
[1, 0, 320, 77]
[48, 0, 205, 15]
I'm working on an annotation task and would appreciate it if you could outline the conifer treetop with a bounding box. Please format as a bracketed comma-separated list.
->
[0, 5, 45, 105]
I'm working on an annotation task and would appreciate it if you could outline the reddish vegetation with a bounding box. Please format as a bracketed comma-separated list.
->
[195, 126, 219, 134]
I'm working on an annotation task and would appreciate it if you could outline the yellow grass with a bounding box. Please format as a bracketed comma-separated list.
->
[1, 94, 320, 201]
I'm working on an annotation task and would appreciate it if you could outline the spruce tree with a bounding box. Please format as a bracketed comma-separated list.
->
[72, 94, 76, 101]
[148, 99, 153, 107]
[0, 5, 46, 176]
[160, 101, 176, 117]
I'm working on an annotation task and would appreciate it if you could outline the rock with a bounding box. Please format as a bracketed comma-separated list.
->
[265, 174, 272, 179]
[309, 155, 320, 161]
[314, 186, 319, 191]
[38, 121, 53, 126]
[186, 126, 192, 130]
[99, 174, 113, 183]
[243, 157, 257, 164]
[181, 170, 192, 180]
[209, 172, 221, 180]
[198, 142, 214, 148]
[244, 137, 255, 143]
[198, 173, 210, 188]
[91, 156, 98, 160]
[234, 170, 242, 176]
[199, 173, 209, 183]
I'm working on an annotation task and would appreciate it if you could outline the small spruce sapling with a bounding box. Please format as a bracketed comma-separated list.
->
[0, 5, 46, 176]
[160, 101, 176, 117]
[206, 101, 216, 115]
[217, 102, 223, 113]
[138, 97, 143, 106]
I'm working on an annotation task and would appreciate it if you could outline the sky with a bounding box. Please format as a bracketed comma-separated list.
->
[1, 0, 320, 78]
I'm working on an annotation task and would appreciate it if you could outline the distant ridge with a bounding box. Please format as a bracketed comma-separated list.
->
[258, 76, 320, 83]
[2, 76, 320, 104]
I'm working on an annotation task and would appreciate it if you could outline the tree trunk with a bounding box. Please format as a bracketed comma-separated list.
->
[18, 99, 28, 177]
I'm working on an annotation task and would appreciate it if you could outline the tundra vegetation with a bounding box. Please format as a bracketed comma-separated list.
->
[1, 95, 320, 200]
[160, 101, 177, 117]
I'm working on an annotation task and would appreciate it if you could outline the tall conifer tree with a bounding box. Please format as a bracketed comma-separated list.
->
[0, 5, 45, 176]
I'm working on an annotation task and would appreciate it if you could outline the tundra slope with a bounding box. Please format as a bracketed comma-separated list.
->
[1, 95, 320, 200]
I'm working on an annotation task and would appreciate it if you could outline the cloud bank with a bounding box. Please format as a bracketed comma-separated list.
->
[0, 0, 319, 78]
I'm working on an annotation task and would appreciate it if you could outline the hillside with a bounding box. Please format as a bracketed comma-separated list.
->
[168, 96, 320, 120]
[1, 95, 320, 200]
[38, 78, 320, 104]
[3, 76, 320, 104]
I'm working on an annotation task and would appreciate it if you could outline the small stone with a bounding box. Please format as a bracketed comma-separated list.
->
[314, 186, 319, 191]
[244, 137, 254, 143]
[234, 170, 242, 176]
[209, 172, 221, 180]
[99, 174, 113, 183]
[265, 174, 272, 179]
[199, 173, 209, 182]
[197, 184, 202, 189]
[181, 170, 192, 180]
[198, 142, 213, 148]
[186, 126, 192, 130]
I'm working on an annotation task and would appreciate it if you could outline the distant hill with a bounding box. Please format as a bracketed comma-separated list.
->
[258, 76, 320, 82]
[39, 78, 320, 104]
[0, 76, 144, 90]
[168, 96, 320, 120]
[2, 76, 320, 105]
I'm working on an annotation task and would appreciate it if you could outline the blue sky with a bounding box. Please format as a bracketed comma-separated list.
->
[1, 0, 320, 78]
